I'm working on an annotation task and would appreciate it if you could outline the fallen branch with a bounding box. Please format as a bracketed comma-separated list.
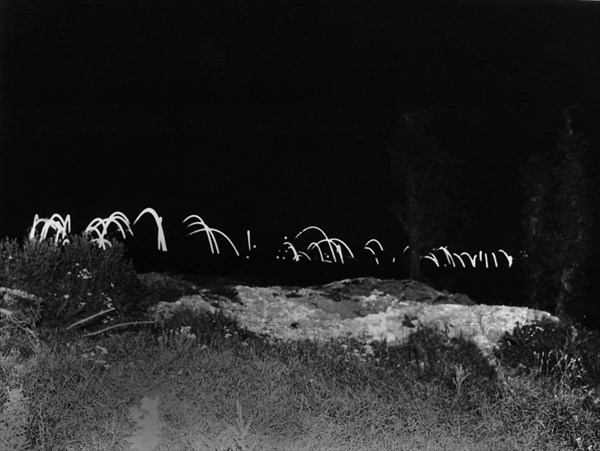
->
[81, 320, 156, 338]
[67, 307, 116, 330]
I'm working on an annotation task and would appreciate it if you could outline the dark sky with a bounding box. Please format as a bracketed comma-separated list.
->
[1, 0, 599, 277]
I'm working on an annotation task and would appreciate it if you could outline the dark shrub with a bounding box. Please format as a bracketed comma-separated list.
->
[0, 235, 145, 329]
[495, 319, 600, 389]
[495, 319, 575, 373]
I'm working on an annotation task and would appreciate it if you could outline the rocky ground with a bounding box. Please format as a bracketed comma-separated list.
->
[142, 272, 557, 360]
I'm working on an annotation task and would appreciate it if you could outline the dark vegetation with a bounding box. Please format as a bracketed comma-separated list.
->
[0, 233, 599, 449]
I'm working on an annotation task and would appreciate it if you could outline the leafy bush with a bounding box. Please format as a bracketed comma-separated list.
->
[0, 237, 61, 295]
[495, 320, 574, 370]
[495, 319, 600, 390]
[0, 235, 145, 329]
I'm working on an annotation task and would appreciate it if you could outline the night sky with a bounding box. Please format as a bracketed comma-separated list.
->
[1, 1, 600, 299]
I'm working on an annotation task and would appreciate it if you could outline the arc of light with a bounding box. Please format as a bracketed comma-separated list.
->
[498, 249, 514, 268]
[423, 253, 439, 267]
[29, 214, 42, 241]
[294, 225, 329, 241]
[49, 213, 71, 243]
[364, 239, 384, 252]
[34, 213, 70, 244]
[85, 220, 112, 250]
[209, 229, 240, 257]
[135, 207, 168, 252]
[334, 242, 344, 264]
[183, 215, 240, 257]
[307, 238, 353, 264]
[460, 252, 478, 268]
[329, 238, 354, 262]
[307, 241, 327, 262]
[298, 251, 311, 261]
[283, 241, 302, 262]
[106, 211, 133, 238]
[40, 219, 61, 242]
[491, 252, 498, 268]
[84, 219, 106, 243]
[437, 246, 456, 267]
[183, 215, 217, 254]
[364, 246, 380, 265]
[86, 212, 133, 247]
[452, 253, 466, 268]
[295, 225, 337, 262]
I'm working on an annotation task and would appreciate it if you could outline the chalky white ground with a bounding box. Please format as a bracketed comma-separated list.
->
[148, 276, 557, 359]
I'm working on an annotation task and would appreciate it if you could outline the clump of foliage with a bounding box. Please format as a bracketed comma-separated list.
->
[0, 234, 145, 330]
[369, 326, 498, 403]
[494, 319, 600, 448]
[495, 319, 600, 390]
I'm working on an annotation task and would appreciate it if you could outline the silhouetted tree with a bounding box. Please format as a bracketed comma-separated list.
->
[519, 152, 555, 313]
[386, 108, 463, 281]
[520, 107, 593, 318]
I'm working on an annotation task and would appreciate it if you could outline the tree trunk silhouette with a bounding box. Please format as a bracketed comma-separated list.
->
[519, 106, 593, 319]
[386, 108, 464, 283]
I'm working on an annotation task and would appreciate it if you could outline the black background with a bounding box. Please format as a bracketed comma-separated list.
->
[1, 0, 599, 314]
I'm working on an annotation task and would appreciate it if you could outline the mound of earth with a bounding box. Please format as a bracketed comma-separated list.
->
[143, 273, 556, 359]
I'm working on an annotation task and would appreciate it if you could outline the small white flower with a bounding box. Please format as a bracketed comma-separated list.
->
[78, 268, 92, 280]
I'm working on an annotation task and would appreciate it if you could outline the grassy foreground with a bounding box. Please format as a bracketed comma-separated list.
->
[0, 234, 599, 450]
[1, 306, 599, 451]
